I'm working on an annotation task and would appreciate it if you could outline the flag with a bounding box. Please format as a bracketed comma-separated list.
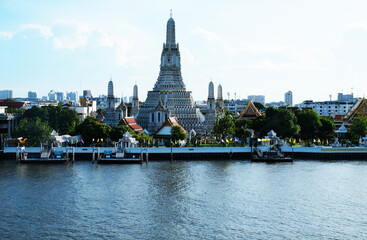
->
[76, 139, 78, 144]
[81, 139, 84, 144]
[226, 139, 229, 143]
[101, 138, 103, 142]
[97, 139, 99, 143]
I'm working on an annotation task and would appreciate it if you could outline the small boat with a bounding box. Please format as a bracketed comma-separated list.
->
[96, 150, 143, 164]
[251, 145, 293, 163]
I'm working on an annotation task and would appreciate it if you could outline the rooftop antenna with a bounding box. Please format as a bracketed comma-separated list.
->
[170, 9, 173, 18]
[329, 94, 332, 101]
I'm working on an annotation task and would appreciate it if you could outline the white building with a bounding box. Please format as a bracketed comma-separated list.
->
[284, 91, 293, 106]
[248, 95, 265, 105]
[0, 90, 13, 99]
[300, 100, 357, 117]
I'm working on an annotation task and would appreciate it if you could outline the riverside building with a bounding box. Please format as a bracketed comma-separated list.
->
[136, 13, 205, 134]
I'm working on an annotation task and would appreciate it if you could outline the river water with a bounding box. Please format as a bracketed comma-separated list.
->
[1, 160, 367, 239]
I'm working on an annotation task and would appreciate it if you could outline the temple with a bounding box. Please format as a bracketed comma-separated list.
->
[136, 13, 205, 133]
[103, 78, 127, 126]
[238, 101, 262, 120]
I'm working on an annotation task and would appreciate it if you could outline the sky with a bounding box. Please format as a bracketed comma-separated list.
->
[1, 0, 367, 104]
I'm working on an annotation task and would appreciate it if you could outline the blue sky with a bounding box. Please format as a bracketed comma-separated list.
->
[1, 0, 367, 103]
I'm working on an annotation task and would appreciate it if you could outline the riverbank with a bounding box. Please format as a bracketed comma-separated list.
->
[2, 146, 367, 161]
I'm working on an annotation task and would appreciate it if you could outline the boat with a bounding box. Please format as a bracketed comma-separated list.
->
[251, 145, 293, 163]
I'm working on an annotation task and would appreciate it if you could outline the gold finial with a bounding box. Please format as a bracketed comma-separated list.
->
[170, 9, 173, 18]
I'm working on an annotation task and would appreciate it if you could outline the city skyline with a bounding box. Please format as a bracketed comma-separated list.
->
[1, 0, 367, 103]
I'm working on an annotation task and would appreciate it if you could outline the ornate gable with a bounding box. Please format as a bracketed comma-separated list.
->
[345, 98, 367, 121]
[238, 101, 261, 120]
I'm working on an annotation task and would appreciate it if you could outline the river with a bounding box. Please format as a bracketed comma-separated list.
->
[1, 160, 366, 239]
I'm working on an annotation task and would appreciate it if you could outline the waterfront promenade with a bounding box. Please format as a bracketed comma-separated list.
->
[3, 146, 367, 161]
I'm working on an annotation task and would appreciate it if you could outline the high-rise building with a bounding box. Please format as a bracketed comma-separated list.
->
[248, 95, 265, 105]
[66, 92, 78, 102]
[48, 90, 56, 101]
[136, 12, 205, 133]
[0, 90, 13, 99]
[83, 90, 92, 98]
[28, 91, 37, 100]
[56, 92, 64, 102]
[284, 90, 293, 106]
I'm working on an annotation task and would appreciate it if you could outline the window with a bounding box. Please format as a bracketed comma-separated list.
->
[158, 112, 161, 122]
[151, 113, 155, 122]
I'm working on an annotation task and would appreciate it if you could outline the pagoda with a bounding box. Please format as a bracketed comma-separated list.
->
[136, 12, 205, 133]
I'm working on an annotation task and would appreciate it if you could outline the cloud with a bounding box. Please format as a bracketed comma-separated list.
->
[0, 32, 14, 40]
[181, 46, 195, 63]
[191, 28, 288, 53]
[346, 22, 367, 31]
[20, 24, 53, 39]
[222, 59, 325, 70]
[52, 20, 93, 50]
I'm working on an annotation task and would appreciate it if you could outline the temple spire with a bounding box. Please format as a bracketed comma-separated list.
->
[166, 10, 176, 47]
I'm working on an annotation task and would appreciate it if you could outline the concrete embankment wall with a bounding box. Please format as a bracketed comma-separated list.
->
[2, 146, 367, 161]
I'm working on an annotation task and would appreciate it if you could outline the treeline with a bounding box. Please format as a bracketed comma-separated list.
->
[14, 105, 150, 146]
[213, 107, 367, 146]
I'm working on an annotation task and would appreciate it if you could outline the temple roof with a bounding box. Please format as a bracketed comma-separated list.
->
[154, 117, 186, 138]
[238, 100, 261, 119]
[121, 117, 143, 133]
[344, 98, 367, 121]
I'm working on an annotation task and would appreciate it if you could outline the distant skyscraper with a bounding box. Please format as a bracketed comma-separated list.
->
[129, 96, 133, 103]
[56, 92, 64, 102]
[248, 95, 265, 105]
[28, 91, 37, 100]
[0, 90, 13, 99]
[48, 90, 56, 101]
[124, 96, 128, 103]
[66, 92, 78, 102]
[83, 90, 92, 98]
[285, 91, 293, 106]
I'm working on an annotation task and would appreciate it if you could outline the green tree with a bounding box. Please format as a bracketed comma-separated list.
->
[171, 125, 187, 143]
[213, 114, 235, 138]
[22, 105, 79, 135]
[296, 109, 321, 142]
[110, 125, 131, 142]
[14, 117, 52, 146]
[349, 116, 367, 144]
[253, 102, 266, 110]
[251, 107, 299, 138]
[234, 119, 252, 140]
[76, 117, 111, 144]
[135, 132, 153, 146]
[318, 117, 335, 143]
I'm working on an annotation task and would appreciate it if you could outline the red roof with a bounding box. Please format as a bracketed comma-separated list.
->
[0, 102, 25, 108]
[122, 117, 143, 133]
